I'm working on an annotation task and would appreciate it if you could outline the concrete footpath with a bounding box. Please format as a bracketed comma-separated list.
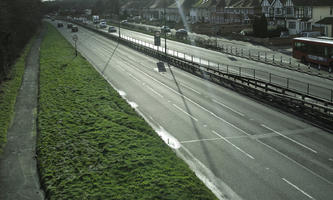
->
[0, 27, 45, 199]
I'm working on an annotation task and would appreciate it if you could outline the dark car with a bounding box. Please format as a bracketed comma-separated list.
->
[57, 23, 63, 28]
[108, 26, 117, 33]
[161, 26, 170, 33]
[67, 23, 73, 28]
[71, 26, 78, 32]
[175, 29, 187, 37]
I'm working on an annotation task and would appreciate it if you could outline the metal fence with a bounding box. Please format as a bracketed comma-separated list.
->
[121, 34, 333, 102]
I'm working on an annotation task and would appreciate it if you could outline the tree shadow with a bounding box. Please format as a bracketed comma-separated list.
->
[166, 62, 219, 174]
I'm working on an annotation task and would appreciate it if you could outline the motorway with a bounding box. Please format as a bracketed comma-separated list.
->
[52, 21, 333, 200]
[93, 22, 333, 101]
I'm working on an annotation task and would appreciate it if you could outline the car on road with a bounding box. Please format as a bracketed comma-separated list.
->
[108, 26, 117, 33]
[67, 23, 73, 28]
[57, 23, 63, 28]
[120, 20, 128, 24]
[99, 21, 107, 28]
[161, 26, 170, 33]
[175, 29, 188, 37]
[279, 31, 289, 38]
[71, 26, 78, 32]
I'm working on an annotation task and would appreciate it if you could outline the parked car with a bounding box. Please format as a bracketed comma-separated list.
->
[108, 26, 117, 33]
[300, 31, 322, 38]
[280, 31, 289, 38]
[67, 23, 73, 28]
[71, 26, 78, 32]
[176, 29, 188, 37]
[161, 26, 170, 33]
[99, 21, 107, 28]
[57, 23, 63, 28]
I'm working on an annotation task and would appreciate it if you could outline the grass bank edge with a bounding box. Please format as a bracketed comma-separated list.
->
[0, 36, 35, 153]
[38, 23, 217, 199]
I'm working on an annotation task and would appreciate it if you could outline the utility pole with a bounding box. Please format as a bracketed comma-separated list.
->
[164, 1, 167, 57]
[119, 16, 121, 38]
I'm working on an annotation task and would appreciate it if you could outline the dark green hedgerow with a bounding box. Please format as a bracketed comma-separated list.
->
[0, 38, 34, 153]
[37, 23, 217, 200]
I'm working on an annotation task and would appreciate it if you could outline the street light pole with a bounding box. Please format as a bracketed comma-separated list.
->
[164, 2, 167, 57]
[119, 17, 121, 38]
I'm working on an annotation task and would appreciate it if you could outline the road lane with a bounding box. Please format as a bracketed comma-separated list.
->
[52, 21, 333, 200]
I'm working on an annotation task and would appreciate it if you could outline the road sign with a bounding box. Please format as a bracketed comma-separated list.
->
[72, 34, 78, 57]
[72, 34, 78, 41]
[154, 31, 161, 46]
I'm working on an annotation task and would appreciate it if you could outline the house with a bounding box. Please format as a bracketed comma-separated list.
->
[142, 0, 169, 21]
[190, 0, 218, 23]
[211, 0, 262, 25]
[313, 2, 333, 36]
[261, 0, 333, 35]
[223, 0, 261, 24]
[166, 0, 188, 23]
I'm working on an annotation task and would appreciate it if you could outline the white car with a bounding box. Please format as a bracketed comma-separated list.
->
[99, 21, 107, 28]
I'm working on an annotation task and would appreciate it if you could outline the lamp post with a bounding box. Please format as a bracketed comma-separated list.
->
[164, 2, 167, 57]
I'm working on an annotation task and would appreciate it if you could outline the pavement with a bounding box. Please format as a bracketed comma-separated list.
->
[0, 27, 45, 200]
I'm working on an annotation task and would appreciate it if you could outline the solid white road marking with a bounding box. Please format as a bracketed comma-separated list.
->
[172, 104, 198, 122]
[181, 84, 201, 94]
[146, 86, 164, 98]
[117, 90, 126, 96]
[212, 130, 255, 159]
[212, 98, 245, 116]
[120, 56, 250, 136]
[180, 138, 222, 144]
[282, 178, 315, 200]
[257, 140, 333, 185]
[66, 25, 333, 187]
[261, 124, 317, 154]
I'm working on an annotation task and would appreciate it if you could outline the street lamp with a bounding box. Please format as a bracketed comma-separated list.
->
[164, 0, 167, 57]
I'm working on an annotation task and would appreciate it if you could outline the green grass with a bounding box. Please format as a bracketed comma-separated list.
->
[0, 38, 34, 153]
[37, 23, 217, 200]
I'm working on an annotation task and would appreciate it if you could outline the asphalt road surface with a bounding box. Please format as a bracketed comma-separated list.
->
[52, 21, 333, 200]
[91, 22, 333, 102]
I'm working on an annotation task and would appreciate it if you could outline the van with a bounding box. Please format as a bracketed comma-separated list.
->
[300, 31, 322, 37]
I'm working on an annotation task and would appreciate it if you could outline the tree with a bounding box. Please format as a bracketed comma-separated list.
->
[0, 0, 42, 81]
[253, 14, 268, 38]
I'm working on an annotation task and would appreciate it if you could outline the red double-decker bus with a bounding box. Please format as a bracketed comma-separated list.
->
[292, 37, 333, 69]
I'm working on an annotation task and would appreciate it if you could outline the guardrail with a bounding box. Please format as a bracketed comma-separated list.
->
[63, 19, 333, 128]
[107, 19, 332, 79]
[121, 34, 333, 103]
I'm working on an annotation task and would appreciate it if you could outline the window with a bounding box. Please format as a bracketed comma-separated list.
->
[286, 7, 293, 15]
[330, 7, 333, 15]
[275, 8, 282, 15]
[289, 21, 296, 29]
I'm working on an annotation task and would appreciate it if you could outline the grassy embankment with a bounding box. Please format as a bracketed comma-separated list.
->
[37, 23, 217, 199]
[0, 38, 34, 152]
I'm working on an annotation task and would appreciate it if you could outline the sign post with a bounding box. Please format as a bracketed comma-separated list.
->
[72, 34, 78, 57]
[154, 31, 161, 46]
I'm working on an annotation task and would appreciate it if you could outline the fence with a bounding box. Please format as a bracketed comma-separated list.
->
[120, 34, 333, 102]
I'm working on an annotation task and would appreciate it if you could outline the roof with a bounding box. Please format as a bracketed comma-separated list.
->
[316, 17, 333, 25]
[293, 37, 333, 45]
[169, 0, 186, 9]
[292, 0, 333, 6]
[193, 0, 218, 8]
[231, 0, 261, 8]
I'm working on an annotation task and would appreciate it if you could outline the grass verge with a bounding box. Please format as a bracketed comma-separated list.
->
[0, 37, 34, 153]
[37, 23, 217, 200]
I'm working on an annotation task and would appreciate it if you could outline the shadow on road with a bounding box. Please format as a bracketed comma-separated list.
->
[166, 62, 219, 174]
